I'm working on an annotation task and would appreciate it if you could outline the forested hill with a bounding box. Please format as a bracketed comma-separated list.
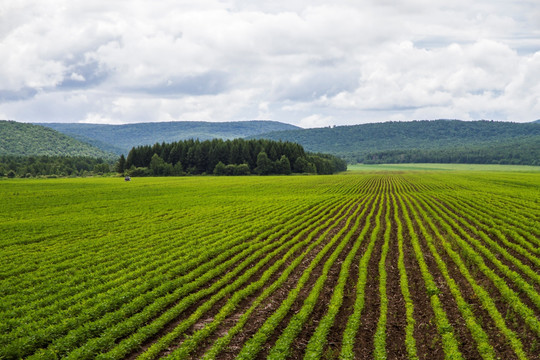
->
[0, 120, 115, 159]
[38, 121, 300, 155]
[251, 120, 540, 165]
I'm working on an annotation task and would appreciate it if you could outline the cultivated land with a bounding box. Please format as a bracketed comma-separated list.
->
[1, 168, 539, 359]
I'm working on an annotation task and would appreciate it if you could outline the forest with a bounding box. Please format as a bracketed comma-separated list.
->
[360, 136, 540, 165]
[251, 120, 540, 165]
[122, 138, 347, 176]
[0, 156, 113, 178]
[0, 120, 114, 159]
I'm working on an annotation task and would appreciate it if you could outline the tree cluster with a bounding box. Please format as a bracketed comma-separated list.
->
[0, 156, 113, 178]
[121, 138, 346, 176]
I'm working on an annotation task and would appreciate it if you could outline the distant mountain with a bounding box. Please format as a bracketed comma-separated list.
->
[0, 121, 115, 159]
[251, 120, 540, 165]
[7, 119, 539, 165]
[38, 121, 300, 154]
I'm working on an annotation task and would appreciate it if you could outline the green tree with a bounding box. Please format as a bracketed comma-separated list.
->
[173, 161, 184, 176]
[93, 163, 110, 174]
[255, 151, 273, 175]
[276, 155, 291, 174]
[150, 153, 173, 176]
[213, 161, 227, 176]
[234, 163, 250, 175]
[116, 154, 126, 173]
[225, 164, 236, 175]
[293, 157, 308, 173]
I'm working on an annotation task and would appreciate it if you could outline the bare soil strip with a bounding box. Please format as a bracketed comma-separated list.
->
[205, 198, 370, 359]
[124, 200, 350, 359]
[319, 204, 378, 358]
[350, 196, 387, 359]
[383, 202, 408, 359]
[399, 208, 443, 360]
[256, 198, 372, 359]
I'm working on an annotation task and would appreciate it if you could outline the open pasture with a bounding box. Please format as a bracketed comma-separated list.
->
[1, 169, 539, 359]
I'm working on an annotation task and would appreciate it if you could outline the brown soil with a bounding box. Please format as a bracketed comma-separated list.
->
[433, 198, 540, 293]
[190, 212, 344, 359]
[320, 198, 380, 358]
[410, 207, 483, 360]
[383, 208, 408, 359]
[427, 199, 540, 318]
[287, 197, 379, 359]
[351, 201, 385, 360]
[412, 197, 539, 360]
[399, 204, 443, 360]
[124, 203, 346, 359]
[424, 220, 521, 359]
[121, 179, 539, 360]
[200, 199, 366, 360]
[256, 199, 370, 359]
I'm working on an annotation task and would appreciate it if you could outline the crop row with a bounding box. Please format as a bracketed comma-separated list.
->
[1, 172, 538, 359]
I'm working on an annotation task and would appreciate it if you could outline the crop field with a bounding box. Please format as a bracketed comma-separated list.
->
[1, 169, 539, 359]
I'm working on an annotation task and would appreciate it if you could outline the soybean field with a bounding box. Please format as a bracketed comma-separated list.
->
[1, 169, 539, 359]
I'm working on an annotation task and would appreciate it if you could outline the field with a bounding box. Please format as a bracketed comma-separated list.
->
[1, 169, 539, 359]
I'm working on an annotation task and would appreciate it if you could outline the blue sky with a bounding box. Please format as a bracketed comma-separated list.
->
[0, 0, 539, 127]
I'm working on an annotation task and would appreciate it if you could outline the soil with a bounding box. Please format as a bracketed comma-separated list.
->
[124, 202, 348, 359]
[383, 207, 408, 359]
[194, 198, 365, 359]
[398, 200, 444, 360]
[121, 177, 539, 360]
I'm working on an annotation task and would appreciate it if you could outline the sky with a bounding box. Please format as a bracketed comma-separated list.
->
[0, 0, 539, 127]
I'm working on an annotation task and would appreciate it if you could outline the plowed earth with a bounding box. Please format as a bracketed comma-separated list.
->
[1, 172, 538, 360]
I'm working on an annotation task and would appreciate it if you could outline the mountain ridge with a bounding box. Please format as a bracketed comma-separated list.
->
[3, 119, 539, 166]
[37, 120, 300, 154]
[250, 119, 540, 165]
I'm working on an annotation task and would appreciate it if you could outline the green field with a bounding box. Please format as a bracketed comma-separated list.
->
[348, 163, 540, 172]
[1, 168, 539, 359]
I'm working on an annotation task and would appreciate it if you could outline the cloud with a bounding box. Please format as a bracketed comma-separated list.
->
[299, 114, 334, 128]
[0, 0, 539, 126]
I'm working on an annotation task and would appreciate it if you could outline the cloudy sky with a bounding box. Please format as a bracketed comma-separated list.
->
[1, 0, 539, 127]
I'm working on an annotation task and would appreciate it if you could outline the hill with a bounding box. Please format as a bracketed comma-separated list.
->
[251, 120, 540, 165]
[0, 120, 116, 159]
[38, 121, 300, 155]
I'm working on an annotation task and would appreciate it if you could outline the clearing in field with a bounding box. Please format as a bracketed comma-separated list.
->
[0, 167, 539, 359]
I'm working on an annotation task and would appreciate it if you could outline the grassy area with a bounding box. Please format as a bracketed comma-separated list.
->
[347, 163, 540, 172]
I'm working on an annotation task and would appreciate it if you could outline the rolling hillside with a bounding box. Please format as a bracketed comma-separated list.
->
[0, 121, 115, 159]
[251, 120, 540, 165]
[38, 121, 300, 154]
[4, 119, 539, 166]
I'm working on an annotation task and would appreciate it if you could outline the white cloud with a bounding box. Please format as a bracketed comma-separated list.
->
[0, 0, 539, 126]
[70, 73, 85, 81]
[299, 114, 334, 128]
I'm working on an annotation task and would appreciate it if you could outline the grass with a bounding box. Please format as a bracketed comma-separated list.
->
[347, 163, 540, 172]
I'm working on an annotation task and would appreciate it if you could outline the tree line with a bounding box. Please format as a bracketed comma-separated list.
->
[121, 138, 347, 176]
[0, 156, 113, 178]
[360, 136, 540, 166]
